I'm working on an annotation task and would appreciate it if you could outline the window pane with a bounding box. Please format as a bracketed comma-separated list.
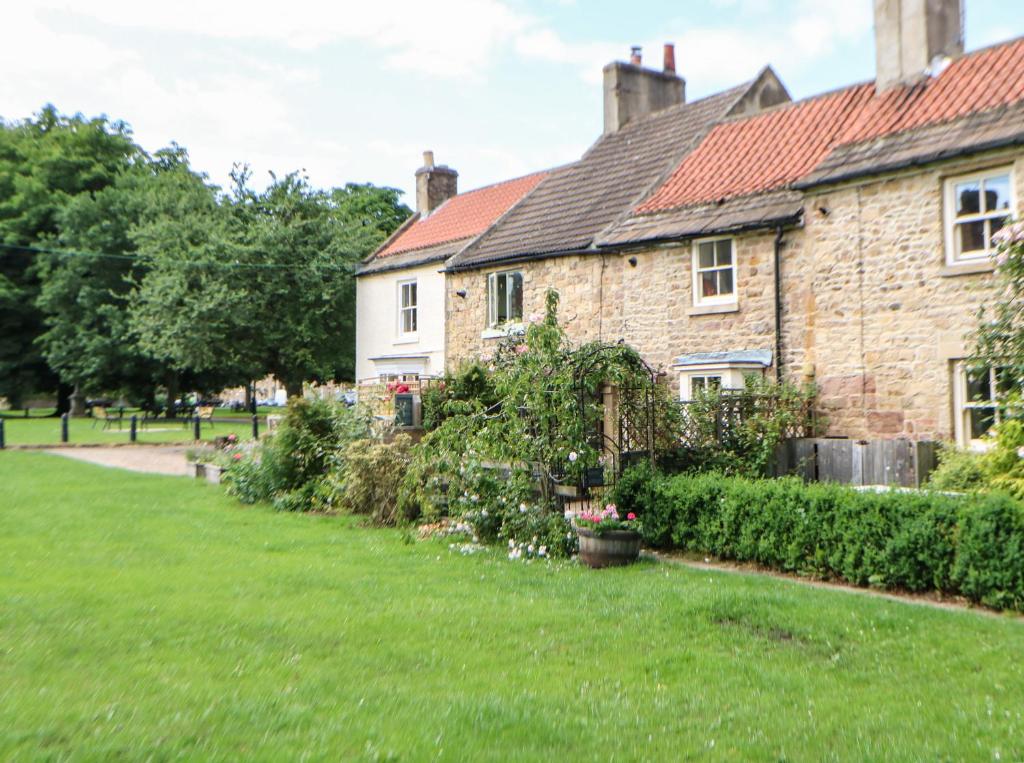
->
[969, 407, 996, 440]
[698, 243, 714, 269]
[508, 273, 523, 321]
[955, 181, 981, 216]
[957, 221, 986, 256]
[691, 377, 705, 392]
[409, 283, 417, 306]
[701, 272, 718, 297]
[984, 175, 1011, 213]
[707, 376, 722, 390]
[966, 368, 992, 403]
[716, 240, 732, 266]
[499, 274, 512, 323]
[718, 267, 734, 296]
[996, 368, 1019, 396]
[990, 215, 1008, 242]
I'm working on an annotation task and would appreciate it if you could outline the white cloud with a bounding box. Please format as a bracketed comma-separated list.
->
[22, 0, 536, 80]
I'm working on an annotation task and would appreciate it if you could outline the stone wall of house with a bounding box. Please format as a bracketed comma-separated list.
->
[446, 148, 1024, 443]
[791, 150, 1024, 441]
[445, 229, 788, 386]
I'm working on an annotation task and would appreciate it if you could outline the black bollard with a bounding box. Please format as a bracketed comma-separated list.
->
[193, 414, 201, 441]
[61, 413, 69, 443]
[252, 414, 259, 440]
[0, 419, 5, 449]
[130, 415, 138, 443]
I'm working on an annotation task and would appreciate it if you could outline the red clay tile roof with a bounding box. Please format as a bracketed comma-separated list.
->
[378, 171, 548, 257]
[636, 84, 874, 213]
[637, 36, 1024, 214]
[837, 36, 1024, 144]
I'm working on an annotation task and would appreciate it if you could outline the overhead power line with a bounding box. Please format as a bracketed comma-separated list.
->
[0, 242, 355, 272]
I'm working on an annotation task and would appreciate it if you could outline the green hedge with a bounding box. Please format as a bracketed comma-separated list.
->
[611, 464, 1024, 611]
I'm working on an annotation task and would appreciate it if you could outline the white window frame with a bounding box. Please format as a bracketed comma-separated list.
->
[943, 167, 1016, 265]
[692, 237, 737, 307]
[487, 270, 524, 328]
[952, 361, 1020, 448]
[397, 279, 417, 339]
[677, 364, 766, 401]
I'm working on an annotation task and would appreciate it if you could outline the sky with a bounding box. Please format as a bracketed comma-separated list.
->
[3, 1, 1022, 203]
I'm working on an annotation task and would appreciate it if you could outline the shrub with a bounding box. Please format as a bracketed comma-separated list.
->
[927, 422, 1024, 499]
[224, 398, 373, 511]
[927, 444, 987, 492]
[670, 376, 817, 477]
[421, 361, 497, 430]
[952, 493, 1024, 610]
[337, 435, 416, 526]
[613, 464, 1024, 610]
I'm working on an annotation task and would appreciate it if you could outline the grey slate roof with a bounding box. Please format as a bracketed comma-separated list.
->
[797, 100, 1024, 189]
[673, 349, 773, 367]
[597, 190, 803, 247]
[446, 82, 757, 271]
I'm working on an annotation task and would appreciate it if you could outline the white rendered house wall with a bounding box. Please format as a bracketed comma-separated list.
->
[355, 262, 446, 382]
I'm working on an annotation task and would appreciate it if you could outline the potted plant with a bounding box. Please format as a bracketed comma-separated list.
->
[575, 503, 641, 568]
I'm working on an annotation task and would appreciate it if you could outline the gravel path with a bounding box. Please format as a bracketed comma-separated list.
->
[44, 446, 191, 476]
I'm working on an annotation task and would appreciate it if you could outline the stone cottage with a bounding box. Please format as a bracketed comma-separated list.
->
[357, 0, 1024, 447]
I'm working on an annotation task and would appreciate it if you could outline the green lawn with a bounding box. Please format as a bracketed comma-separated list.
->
[1, 452, 1022, 761]
[0, 416, 256, 446]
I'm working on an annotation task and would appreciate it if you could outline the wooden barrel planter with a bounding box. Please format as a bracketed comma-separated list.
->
[577, 528, 641, 569]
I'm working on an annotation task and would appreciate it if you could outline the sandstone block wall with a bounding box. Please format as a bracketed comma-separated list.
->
[791, 150, 1023, 441]
[446, 231, 787, 382]
[445, 149, 1024, 442]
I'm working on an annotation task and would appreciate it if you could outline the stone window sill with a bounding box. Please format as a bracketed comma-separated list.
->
[481, 323, 525, 340]
[687, 302, 739, 317]
[940, 260, 994, 277]
[393, 337, 419, 345]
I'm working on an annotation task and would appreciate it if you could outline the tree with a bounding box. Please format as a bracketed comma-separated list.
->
[127, 148, 259, 411]
[0, 105, 140, 410]
[228, 170, 409, 396]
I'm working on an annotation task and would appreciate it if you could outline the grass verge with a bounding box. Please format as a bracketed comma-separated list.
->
[1, 451, 1022, 761]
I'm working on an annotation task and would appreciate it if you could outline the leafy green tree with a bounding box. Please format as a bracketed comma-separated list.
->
[0, 105, 140, 409]
[228, 170, 409, 396]
[35, 165, 155, 408]
[127, 148, 259, 409]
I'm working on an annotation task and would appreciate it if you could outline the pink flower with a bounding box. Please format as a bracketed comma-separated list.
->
[232, 453, 243, 461]
[627, 513, 637, 520]
[515, 344, 529, 355]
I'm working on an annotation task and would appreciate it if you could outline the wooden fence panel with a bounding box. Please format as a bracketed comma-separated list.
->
[776, 438, 940, 488]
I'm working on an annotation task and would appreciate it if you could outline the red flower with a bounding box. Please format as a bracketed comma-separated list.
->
[627, 513, 637, 520]
[232, 453, 243, 461]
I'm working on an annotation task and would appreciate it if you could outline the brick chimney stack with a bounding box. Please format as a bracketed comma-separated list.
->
[603, 43, 685, 134]
[415, 151, 458, 216]
[874, 0, 964, 91]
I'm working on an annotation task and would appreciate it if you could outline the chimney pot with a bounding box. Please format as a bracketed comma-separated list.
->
[630, 45, 642, 65]
[422, 150, 435, 168]
[663, 43, 676, 74]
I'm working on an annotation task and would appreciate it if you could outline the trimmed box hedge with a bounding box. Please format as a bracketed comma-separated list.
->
[612, 463, 1024, 611]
